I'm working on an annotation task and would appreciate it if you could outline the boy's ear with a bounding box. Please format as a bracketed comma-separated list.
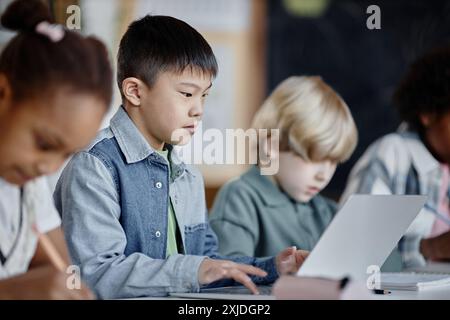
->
[0, 73, 12, 116]
[122, 77, 144, 106]
[260, 134, 280, 160]
[258, 132, 281, 175]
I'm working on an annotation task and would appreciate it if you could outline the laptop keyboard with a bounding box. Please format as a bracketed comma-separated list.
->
[200, 285, 273, 295]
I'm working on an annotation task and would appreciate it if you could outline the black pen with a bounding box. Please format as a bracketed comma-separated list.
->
[373, 289, 391, 295]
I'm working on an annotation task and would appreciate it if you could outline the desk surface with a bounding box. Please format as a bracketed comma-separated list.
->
[124, 263, 450, 300]
[386, 287, 450, 300]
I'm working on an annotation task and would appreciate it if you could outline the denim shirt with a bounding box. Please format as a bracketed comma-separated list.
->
[54, 106, 277, 299]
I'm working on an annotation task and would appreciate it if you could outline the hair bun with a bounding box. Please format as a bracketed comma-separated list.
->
[1, 0, 53, 32]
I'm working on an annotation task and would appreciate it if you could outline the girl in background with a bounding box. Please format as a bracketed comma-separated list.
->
[0, 0, 112, 299]
[341, 45, 450, 269]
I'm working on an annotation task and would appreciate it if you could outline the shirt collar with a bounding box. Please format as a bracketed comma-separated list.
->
[110, 106, 154, 164]
[398, 123, 440, 175]
[164, 144, 194, 179]
[109, 106, 193, 177]
[242, 165, 292, 207]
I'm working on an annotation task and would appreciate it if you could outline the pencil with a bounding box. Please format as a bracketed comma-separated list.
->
[32, 224, 67, 273]
[424, 203, 450, 226]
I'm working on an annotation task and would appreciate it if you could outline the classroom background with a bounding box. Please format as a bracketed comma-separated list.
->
[1, 0, 449, 207]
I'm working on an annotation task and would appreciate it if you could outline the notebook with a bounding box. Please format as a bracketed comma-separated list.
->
[380, 272, 450, 291]
[407, 262, 450, 274]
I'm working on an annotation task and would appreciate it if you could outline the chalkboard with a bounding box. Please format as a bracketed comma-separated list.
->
[267, 0, 450, 199]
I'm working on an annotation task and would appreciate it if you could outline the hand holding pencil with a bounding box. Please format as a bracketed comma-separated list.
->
[31, 224, 95, 300]
[33, 224, 68, 272]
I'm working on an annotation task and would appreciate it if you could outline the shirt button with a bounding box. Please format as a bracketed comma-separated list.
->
[155, 230, 161, 238]
[155, 181, 162, 189]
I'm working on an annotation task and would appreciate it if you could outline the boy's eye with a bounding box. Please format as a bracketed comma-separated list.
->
[202, 93, 209, 98]
[180, 92, 192, 98]
[36, 137, 54, 151]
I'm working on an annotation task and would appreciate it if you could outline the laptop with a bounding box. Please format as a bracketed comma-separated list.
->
[297, 195, 426, 280]
[170, 194, 427, 299]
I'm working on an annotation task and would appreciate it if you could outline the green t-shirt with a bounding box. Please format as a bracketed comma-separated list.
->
[156, 149, 178, 257]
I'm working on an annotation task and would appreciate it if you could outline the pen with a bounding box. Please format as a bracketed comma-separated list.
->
[373, 289, 391, 295]
[424, 203, 450, 227]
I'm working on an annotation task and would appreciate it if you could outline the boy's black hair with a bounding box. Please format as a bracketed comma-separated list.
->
[117, 15, 218, 97]
[393, 44, 450, 131]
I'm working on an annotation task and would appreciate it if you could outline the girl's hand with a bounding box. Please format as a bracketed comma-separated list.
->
[0, 265, 95, 300]
[420, 230, 450, 261]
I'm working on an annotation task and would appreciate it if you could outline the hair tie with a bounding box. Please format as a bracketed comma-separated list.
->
[35, 21, 65, 42]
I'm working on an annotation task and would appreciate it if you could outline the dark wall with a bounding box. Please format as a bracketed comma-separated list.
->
[267, 0, 450, 200]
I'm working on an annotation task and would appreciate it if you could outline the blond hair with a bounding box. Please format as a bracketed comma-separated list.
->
[252, 76, 357, 163]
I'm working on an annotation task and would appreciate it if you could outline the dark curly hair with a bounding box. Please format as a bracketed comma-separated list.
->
[393, 44, 450, 131]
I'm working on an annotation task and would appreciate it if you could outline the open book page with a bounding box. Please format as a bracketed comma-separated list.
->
[406, 262, 450, 274]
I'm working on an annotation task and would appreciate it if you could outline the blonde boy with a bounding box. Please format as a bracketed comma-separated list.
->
[210, 76, 358, 257]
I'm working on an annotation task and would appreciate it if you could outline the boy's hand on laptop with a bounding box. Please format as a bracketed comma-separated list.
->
[276, 246, 309, 275]
[198, 258, 268, 294]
